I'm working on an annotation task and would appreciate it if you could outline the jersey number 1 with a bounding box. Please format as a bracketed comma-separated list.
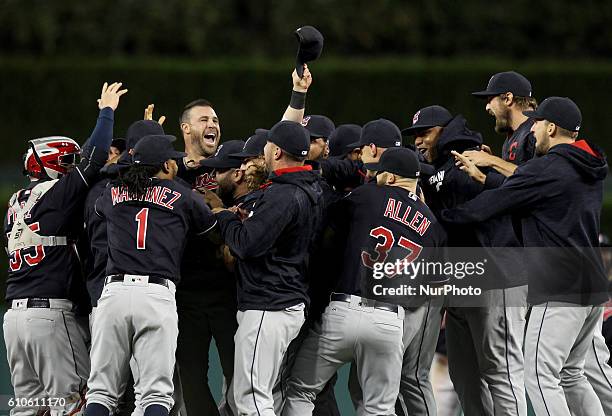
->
[135, 208, 149, 250]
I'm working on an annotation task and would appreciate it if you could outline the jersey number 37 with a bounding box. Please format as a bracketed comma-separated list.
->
[361, 226, 422, 278]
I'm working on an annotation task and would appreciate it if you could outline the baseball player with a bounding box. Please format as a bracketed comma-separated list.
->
[404, 104, 529, 416]
[323, 124, 363, 194]
[301, 115, 335, 161]
[467, 71, 537, 186]
[84, 134, 217, 416]
[83, 118, 166, 416]
[445, 97, 609, 415]
[283, 146, 447, 416]
[3, 81, 124, 416]
[465, 71, 612, 414]
[214, 120, 322, 416]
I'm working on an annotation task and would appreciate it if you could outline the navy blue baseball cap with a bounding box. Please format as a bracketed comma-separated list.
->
[328, 124, 362, 158]
[302, 115, 335, 139]
[472, 71, 532, 98]
[200, 140, 246, 169]
[363, 147, 420, 179]
[133, 135, 186, 166]
[348, 119, 403, 149]
[230, 129, 269, 159]
[267, 121, 310, 157]
[126, 120, 165, 150]
[402, 105, 453, 135]
[295, 26, 324, 78]
[111, 138, 127, 153]
[523, 97, 582, 132]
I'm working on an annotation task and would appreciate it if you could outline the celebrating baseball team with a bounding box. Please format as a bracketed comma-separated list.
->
[3, 26, 612, 416]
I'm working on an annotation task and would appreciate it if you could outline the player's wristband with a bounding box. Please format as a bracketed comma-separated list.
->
[290, 90, 306, 110]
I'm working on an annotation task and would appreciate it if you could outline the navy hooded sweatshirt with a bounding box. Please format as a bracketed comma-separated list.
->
[215, 167, 323, 311]
[420, 115, 527, 289]
[442, 140, 609, 305]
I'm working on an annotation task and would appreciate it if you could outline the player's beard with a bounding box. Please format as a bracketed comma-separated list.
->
[494, 107, 512, 134]
[217, 182, 236, 207]
[245, 160, 268, 191]
[190, 129, 218, 158]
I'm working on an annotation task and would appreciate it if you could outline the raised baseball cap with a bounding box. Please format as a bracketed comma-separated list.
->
[402, 105, 453, 135]
[267, 121, 310, 157]
[328, 124, 362, 158]
[133, 135, 186, 166]
[200, 140, 246, 169]
[302, 115, 335, 139]
[472, 71, 532, 98]
[230, 129, 269, 159]
[348, 119, 403, 149]
[126, 120, 165, 150]
[295, 26, 324, 78]
[363, 147, 420, 179]
[523, 96, 582, 132]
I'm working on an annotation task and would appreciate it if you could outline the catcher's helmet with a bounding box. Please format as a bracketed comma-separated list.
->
[24, 136, 81, 180]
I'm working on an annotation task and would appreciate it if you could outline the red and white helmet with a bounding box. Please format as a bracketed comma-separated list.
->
[23, 136, 81, 180]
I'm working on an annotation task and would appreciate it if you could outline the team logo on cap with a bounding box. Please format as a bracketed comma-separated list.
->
[301, 150, 308, 156]
[576, 126, 580, 131]
[301, 116, 311, 126]
[214, 144, 223, 157]
[395, 141, 401, 147]
[413, 111, 420, 125]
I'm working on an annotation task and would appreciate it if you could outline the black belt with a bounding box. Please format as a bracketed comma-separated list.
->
[105, 274, 170, 288]
[330, 293, 401, 314]
[17, 298, 51, 308]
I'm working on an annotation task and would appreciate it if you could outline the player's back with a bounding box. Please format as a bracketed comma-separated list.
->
[97, 178, 216, 283]
[332, 183, 446, 306]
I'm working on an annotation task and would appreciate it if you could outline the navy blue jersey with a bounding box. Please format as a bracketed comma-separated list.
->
[485, 118, 536, 189]
[96, 178, 217, 282]
[83, 177, 110, 306]
[502, 118, 535, 164]
[330, 183, 447, 307]
[4, 108, 114, 302]
[176, 158, 218, 192]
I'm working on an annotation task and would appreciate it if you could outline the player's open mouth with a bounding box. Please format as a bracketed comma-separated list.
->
[417, 147, 428, 154]
[203, 132, 217, 145]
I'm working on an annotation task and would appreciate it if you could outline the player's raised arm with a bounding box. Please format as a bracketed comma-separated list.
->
[80, 82, 128, 182]
[281, 65, 313, 123]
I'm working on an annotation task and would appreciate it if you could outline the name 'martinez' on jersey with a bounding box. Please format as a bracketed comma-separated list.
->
[110, 184, 181, 209]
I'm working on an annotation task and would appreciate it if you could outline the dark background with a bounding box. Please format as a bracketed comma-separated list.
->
[1, 1, 612, 413]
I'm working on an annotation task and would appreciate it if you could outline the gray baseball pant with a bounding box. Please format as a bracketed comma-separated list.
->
[283, 296, 412, 416]
[525, 303, 605, 416]
[86, 277, 179, 413]
[347, 297, 442, 416]
[446, 286, 528, 416]
[228, 304, 305, 416]
[3, 299, 90, 416]
[584, 317, 612, 416]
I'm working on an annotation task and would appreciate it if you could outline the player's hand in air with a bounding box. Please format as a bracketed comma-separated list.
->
[144, 104, 166, 125]
[292, 64, 313, 93]
[98, 82, 128, 111]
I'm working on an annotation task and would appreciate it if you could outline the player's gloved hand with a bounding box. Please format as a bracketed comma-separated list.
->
[461, 149, 495, 167]
[97, 82, 128, 111]
[292, 64, 312, 92]
[452, 150, 486, 184]
[144, 103, 166, 125]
